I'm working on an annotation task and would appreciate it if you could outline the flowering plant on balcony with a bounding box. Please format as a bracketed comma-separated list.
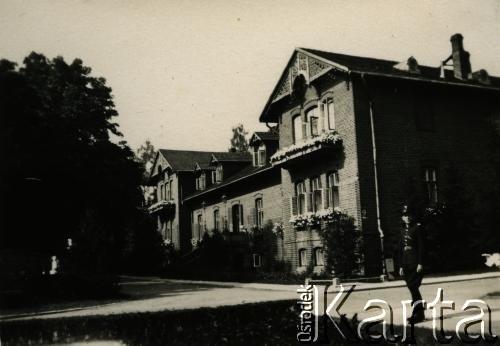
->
[148, 199, 175, 214]
[316, 207, 344, 224]
[290, 212, 321, 229]
[270, 130, 343, 164]
[290, 207, 347, 229]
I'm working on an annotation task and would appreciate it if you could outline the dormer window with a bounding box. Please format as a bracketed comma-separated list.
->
[196, 172, 206, 190]
[215, 165, 223, 183]
[253, 144, 266, 167]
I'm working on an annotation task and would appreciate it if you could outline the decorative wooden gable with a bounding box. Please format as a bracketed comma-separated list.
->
[272, 51, 334, 103]
[151, 152, 171, 177]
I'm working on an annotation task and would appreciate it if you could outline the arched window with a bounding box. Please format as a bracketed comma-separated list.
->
[298, 248, 307, 267]
[255, 198, 264, 228]
[213, 209, 220, 231]
[293, 114, 302, 144]
[314, 248, 324, 266]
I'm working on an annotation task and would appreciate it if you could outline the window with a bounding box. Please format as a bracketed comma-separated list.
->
[327, 172, 340, 208]
[423, 168, 438, 203]
[201, 173, 206, 190]
[314, 248, 324, 266]
[159, 183, 164, 200]
[325, 99, 335, 130]
[255, 198, 264, 228]
[293, 114, 303, 144]
[215, 165, 223, 183]
[310, 116, 319, 136]
[196, 214, 203, 239]
[211, 170, 216, 184]
[231, 204, 244, 232]
[253, 145, 266, 167]
[213, 209, 220, 231]
[298, 249, 307, 267]
[253, 254, 262, 268]
[165, 182, 170, 201]
[311, 176, 322, 212]
[196, 173, 206, 190]
[258, 146, 266, 166]
[296, 181, 306, 215]
[306, 107, 319, 137]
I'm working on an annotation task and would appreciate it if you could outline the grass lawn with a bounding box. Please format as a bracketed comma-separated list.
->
[1, 299, 493, 345]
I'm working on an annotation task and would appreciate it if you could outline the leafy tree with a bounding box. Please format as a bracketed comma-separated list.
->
[0, 52, 156, 283]
[136, 139, 156, 178]
[229, 123, 249, 153]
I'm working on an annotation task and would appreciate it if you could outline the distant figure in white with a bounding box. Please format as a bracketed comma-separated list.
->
[49, 255, 59, 275]
[482, 253, 500, 269]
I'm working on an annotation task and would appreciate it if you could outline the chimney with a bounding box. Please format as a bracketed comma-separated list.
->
[450, 33, 471, 80]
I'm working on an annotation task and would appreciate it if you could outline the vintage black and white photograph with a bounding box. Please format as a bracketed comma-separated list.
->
[1, 1, 500, 345]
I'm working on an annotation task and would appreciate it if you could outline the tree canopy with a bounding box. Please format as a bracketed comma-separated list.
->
[229, 123, 249, 153]
[0, 52, 151, 275]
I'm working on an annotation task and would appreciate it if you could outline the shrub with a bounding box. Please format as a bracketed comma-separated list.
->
[317, 212, 362, 278]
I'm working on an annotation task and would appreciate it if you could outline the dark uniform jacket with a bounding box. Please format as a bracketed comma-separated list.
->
[398, 223, 424, 267]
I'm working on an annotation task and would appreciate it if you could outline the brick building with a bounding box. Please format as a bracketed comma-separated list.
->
[150, 34, 500, 276]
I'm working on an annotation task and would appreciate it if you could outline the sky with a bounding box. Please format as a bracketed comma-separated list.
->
[1, 0, 499, 152]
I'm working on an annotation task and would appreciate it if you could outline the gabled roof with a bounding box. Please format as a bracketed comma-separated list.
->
[157, 149, 224, 172]
[211, 152, 252, 163]
[250, 131, 279, 145]
[260, 47, 500, 122]
[194, 161, 214, 171]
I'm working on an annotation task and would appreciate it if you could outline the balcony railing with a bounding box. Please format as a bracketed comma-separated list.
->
[270, 131, 343, 167]
[148, 199, 176, 214]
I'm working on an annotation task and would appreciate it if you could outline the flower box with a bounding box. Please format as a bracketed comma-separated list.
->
[270, 131, 343, 166]
[148, 199, 175, 214]
[290, 207, 344, 229]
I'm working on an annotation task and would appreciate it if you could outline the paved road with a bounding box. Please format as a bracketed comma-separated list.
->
[2, 274, 499, 338]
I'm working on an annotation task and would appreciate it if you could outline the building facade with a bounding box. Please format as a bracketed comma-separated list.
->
[150, 34, 500, 276]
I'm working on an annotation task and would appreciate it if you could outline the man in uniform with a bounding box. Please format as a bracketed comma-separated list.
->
[398, 205, 425, 323]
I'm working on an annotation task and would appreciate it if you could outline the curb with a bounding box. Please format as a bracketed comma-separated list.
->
[146, 271, 500, 293]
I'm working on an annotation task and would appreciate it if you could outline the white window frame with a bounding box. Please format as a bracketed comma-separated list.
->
[296, 181, 306, 215]
[327, 172, 340, 208]
[255, 198, 264, 228]
[311, 176, 323, 212]
[322, 98, 336, 130]
[293, 113, 302, 144]
[298, 248, 307, 267]
[258, 144, 266, 166]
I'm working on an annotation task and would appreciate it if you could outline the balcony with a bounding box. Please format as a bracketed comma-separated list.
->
[148, 199, 176, 215]
[270, 131, 343, 168]
[290, 207, 344, 230]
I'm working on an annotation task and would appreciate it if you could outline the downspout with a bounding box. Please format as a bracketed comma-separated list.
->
[360, 73, 387, 277]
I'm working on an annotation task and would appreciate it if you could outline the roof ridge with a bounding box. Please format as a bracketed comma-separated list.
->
[299, 47, 398, 63]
